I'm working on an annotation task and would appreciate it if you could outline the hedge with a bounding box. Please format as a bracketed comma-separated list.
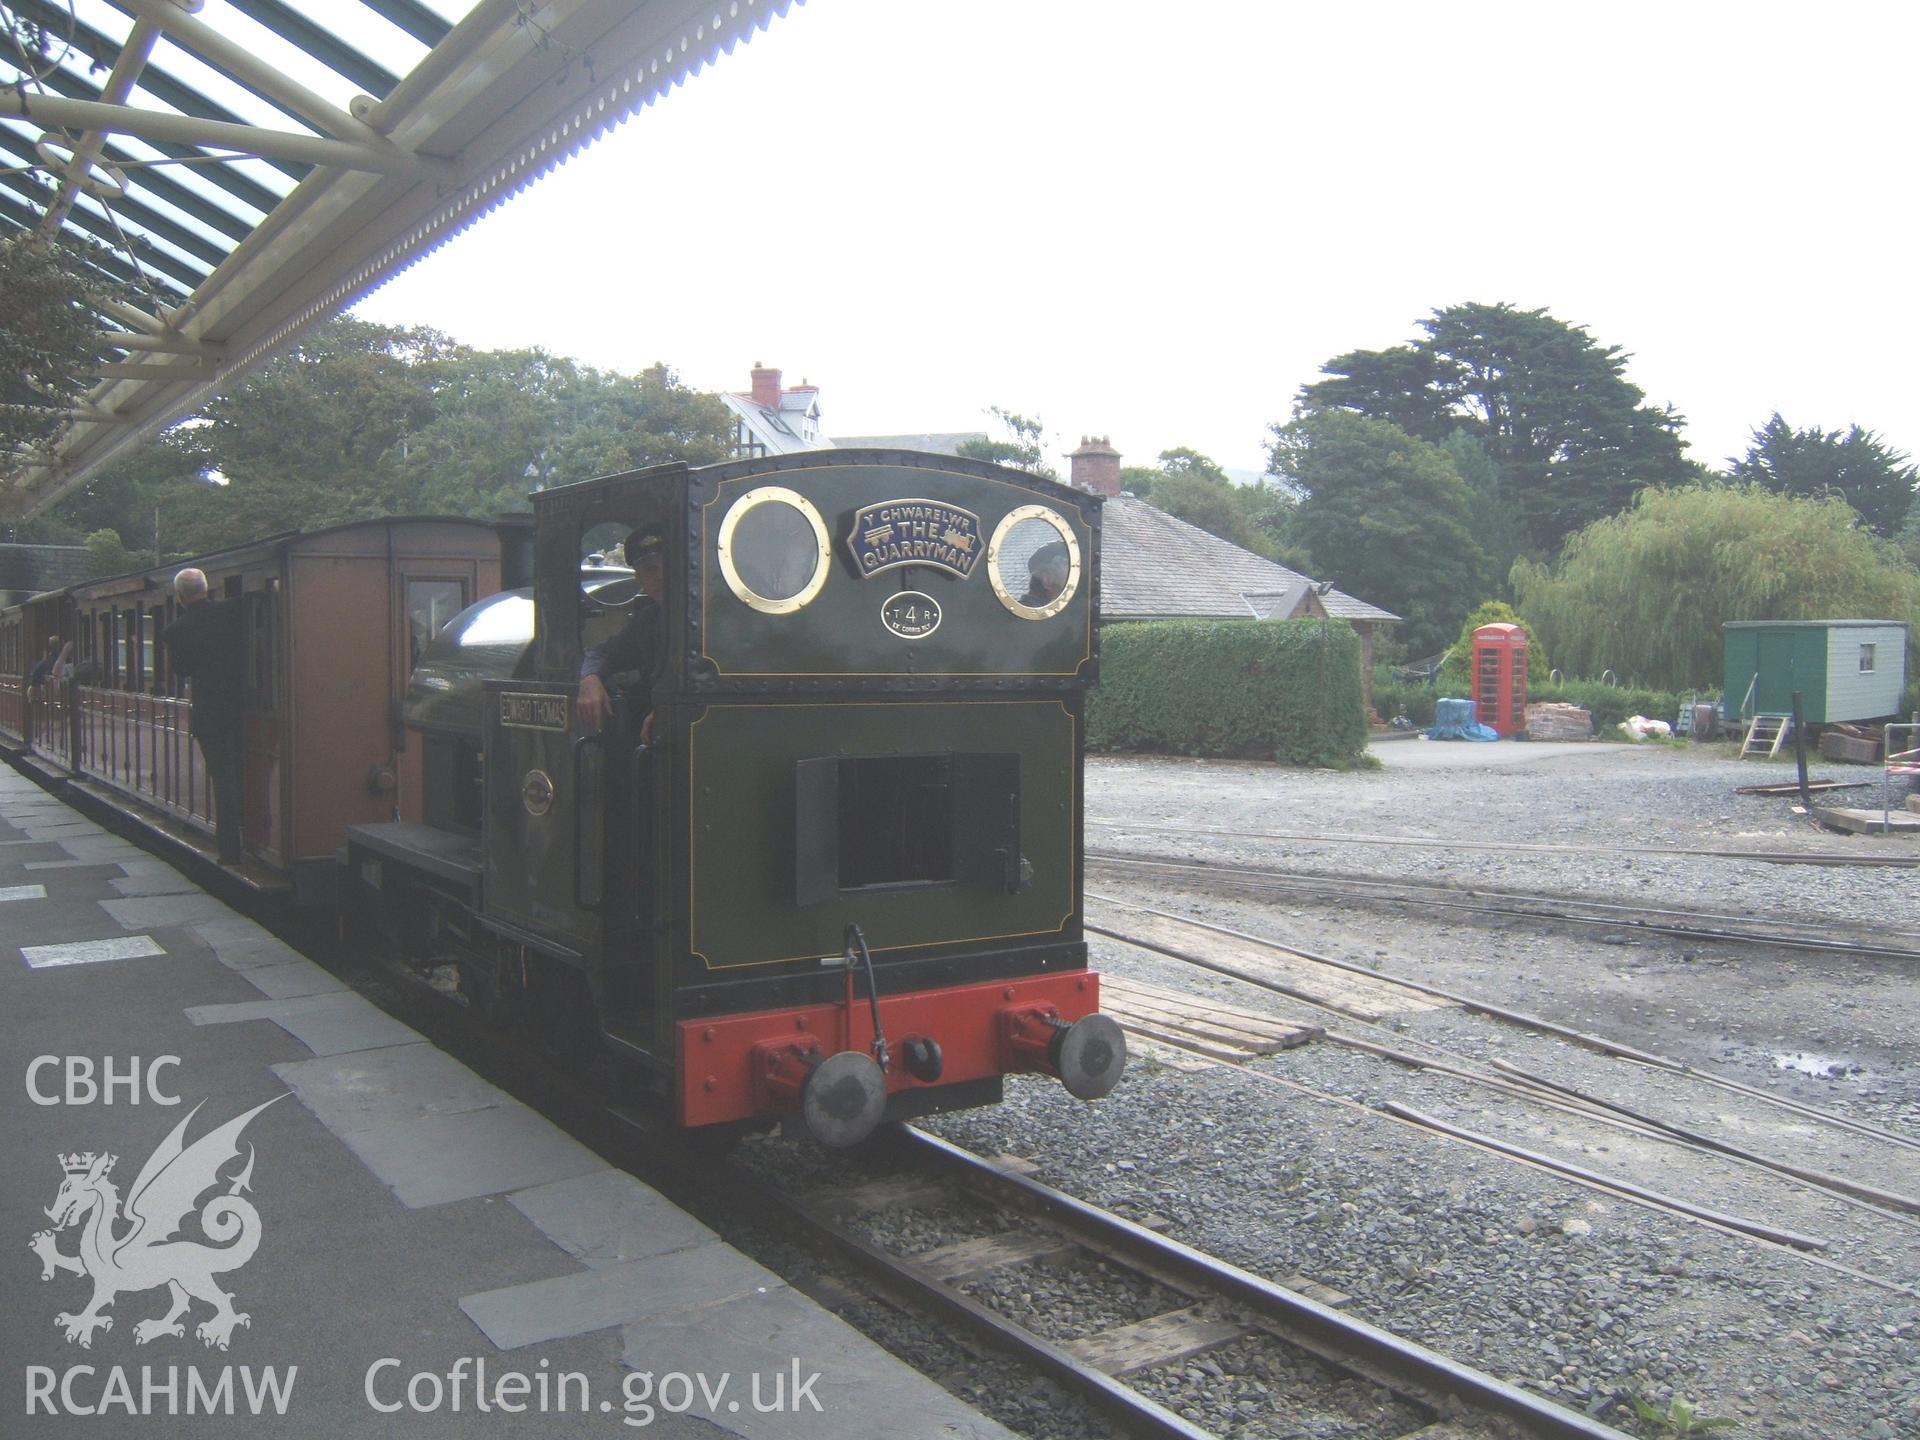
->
[1371, 671, 1692, 734]
[1087, 619, 1367, 767]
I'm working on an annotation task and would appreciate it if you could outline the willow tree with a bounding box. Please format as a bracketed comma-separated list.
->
[1510, 485, 1920, 689]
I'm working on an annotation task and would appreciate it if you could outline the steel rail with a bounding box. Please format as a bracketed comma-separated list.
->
[1087, 850, 1920, 961]
[893, 1126, 1634, 1440]
[1087, 892, 1920, 1155]
[726, 1162, 1216, 1440]
[1095, 846, 1920, 939]
[1088, 817, 1920, 868]
[1090, 909, 1920, 1224]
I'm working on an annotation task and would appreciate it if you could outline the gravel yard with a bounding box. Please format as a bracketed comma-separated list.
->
[915, 740, 1920, 1439]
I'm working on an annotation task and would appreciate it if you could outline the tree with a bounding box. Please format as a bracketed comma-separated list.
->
[0, 234, 126, 456]
[1510, 485, 1920, 689]
[1297, 302, 1698, 555]
[82, 528, 140, 580]
[1267, 411, 1486, 653]
[1117, 446, 1307, 565]
[1441, 430, 1524, 597]
[1729, 413, 1917, 538]
[55, 320, 733, 556]
[956, 406, 1057, 480]
[1435, 600, 1550, 690]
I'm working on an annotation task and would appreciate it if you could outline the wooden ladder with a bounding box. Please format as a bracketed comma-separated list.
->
[1742, 713, 1792, 759]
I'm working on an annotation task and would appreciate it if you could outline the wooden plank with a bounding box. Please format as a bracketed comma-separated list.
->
[1101, 984, 1321, 1055]
[1818, 732, 1881, 765]
[1104, 975, 1329, 1038]
[1110, 1020, 1264, 1064]
[1093, 907, 1453, 1021]
[1815, 806, 1920, 836]
[1102, 976, 1320, 1042]
[1060, 1306, 1254, 1377]
[1734, 779, 1869, 795]
[915, 1229, 1079, 1283]
[1284, 1275, 1350, 1308]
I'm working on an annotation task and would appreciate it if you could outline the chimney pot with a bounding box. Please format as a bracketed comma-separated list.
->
[1068, 435, 1123, 496]
[750, 364, 782, 408]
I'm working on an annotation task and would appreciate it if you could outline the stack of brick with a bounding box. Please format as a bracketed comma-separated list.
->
[1526, 702, 1592, 741]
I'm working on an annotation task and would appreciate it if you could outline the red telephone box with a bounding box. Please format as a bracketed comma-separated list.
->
[1472, 623, 1529, 737]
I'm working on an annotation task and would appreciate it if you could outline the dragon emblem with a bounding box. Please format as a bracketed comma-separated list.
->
[28, 1096, 283, 1351]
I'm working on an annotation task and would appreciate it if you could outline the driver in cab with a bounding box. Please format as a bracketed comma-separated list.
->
[576, 526, 664, 743]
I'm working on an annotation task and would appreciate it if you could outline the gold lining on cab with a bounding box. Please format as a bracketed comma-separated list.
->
[987, 505, 1081, 620]
[716, 486, 831, 614]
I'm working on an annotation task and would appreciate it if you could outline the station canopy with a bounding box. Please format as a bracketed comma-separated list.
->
[1, 0, 796, 520]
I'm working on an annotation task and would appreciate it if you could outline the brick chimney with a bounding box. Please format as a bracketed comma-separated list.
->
[750, 362, 782, 408]
[1068, 435, 1122, 496]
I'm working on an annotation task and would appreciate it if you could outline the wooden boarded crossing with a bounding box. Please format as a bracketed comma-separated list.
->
[1090, 903, 1458, 1024]
[1099, 975, 1324, 1062]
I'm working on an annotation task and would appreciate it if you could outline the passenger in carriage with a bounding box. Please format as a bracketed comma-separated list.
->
[575, 526, 664, 744]
[27, 634, 70, 698]
[159, 568, 246, 866]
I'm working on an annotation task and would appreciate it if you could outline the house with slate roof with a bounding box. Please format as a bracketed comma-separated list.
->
[1064, 438, 1400, 714]
[721, 364, 985, 458]
[712, 367, 1397, 713]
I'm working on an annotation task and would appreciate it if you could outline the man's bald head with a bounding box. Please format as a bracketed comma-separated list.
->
[173, 568, 209, 604]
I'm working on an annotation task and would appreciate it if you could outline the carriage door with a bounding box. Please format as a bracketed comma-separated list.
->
[482, 680, 603, 955]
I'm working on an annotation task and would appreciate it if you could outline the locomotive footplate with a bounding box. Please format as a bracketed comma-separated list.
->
[676, 971, 1122, 1143]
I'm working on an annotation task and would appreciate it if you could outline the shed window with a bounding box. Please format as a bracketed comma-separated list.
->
[1859, 643, 1876, 673]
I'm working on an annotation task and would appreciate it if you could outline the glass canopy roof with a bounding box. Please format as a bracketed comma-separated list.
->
[1, 0, 796, 519]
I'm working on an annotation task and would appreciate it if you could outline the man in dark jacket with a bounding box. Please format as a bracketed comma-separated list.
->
[576, 526, 664, 742]
[27, 634, 69, 696]
[159, 568, 246, 864]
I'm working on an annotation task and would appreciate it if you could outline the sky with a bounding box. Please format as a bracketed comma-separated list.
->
[355, 0, 1919, 482]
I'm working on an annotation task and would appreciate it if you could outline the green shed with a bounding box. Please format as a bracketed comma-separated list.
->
[1724, 620, 1910, 722]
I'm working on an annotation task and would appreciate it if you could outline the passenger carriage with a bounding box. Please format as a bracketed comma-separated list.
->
[2, 518, 516, 897]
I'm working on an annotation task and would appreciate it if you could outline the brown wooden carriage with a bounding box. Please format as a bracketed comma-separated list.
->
[2, 518, 515, 897]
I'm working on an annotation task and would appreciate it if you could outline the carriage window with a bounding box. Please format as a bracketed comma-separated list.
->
[1860, 643, 1876, 673]
[407, 579, 467, 670]
[988, 506, 1080, 619]
[139, 610, 156, 691]
[717, 487, 829, 614]
[112, 610, 127, 686]
[246, 582, 278, 708]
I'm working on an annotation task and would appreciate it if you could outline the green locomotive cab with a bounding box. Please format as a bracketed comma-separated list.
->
[359, 450, 1121, 1145]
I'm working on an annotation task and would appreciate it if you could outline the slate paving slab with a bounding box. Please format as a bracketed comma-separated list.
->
[509, 1168, 719, 1268]
[462, 1244, 785, 1350]
[333, 1101, 605, 1208]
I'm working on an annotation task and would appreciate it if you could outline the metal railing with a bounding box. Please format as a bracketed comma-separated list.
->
[1884, 722, 1919, 829]
[71, 685, 214, 835]
[0, 676, 23, 743]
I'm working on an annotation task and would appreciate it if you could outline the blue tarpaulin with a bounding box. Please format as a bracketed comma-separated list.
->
[1427, 697, 1499, 741]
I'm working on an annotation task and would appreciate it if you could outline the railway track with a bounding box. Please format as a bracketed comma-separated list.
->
[1084, 896, 1920, 1299]
[742, 1124, 1633, 1440]
[1087, 848, 1920, 962]
[1087, 818, 1920, 869]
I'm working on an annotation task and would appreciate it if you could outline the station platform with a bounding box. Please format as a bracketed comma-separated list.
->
[0, 766, 1013, 1439]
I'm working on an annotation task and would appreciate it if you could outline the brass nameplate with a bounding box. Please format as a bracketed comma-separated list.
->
[848, 499, 983, 580]
[500, 692, 569, 730]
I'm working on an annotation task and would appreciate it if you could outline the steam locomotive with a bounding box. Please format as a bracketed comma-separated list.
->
[2, 451, 1125, 1146]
